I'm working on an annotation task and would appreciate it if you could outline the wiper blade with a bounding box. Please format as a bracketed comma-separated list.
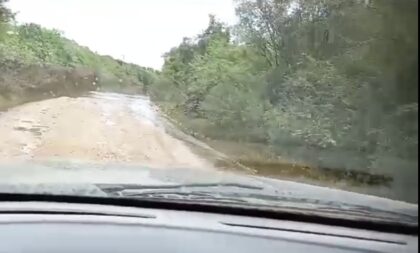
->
[96, 183, 263, 194]
[312, 205, 418, 224]
[118, 191, 249, 204]
[234, 192, 418, 224]
[96, 183, 417, 226]
[96, 183, 263, 205]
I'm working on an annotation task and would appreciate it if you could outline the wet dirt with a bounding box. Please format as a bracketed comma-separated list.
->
[0, 92, 213, 169]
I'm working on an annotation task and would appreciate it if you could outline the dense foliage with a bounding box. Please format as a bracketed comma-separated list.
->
[150, 0, 418, 174]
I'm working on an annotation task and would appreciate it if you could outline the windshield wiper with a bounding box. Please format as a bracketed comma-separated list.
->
[239, 193, 418, 223]
[96, 183, 263, 196]
[97, 183, 263, 204]
[117, 191, 250, 204]
[96, 183, 418, 226]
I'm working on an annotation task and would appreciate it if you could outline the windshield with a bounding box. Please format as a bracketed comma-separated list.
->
[0, 0, 417, 226]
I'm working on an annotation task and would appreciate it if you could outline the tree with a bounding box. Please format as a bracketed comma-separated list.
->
[0, 0, 12, 23]
[0, 0, 13, 39]
[235, 0, 293, 67]
[188, 38, 266, 119]
[197, 14, 231, 54]
[160, 15, 234, 115]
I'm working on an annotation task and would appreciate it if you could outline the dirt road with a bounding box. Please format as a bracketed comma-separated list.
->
[0, 92, 212, 169]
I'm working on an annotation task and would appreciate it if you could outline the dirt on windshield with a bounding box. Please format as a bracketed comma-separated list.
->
[0, 92, 213, 169]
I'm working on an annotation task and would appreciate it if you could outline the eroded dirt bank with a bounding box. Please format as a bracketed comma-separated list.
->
[0, 92, 212, 169]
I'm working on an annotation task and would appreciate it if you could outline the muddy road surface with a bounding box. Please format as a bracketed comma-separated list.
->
[0, 92, 214, 169]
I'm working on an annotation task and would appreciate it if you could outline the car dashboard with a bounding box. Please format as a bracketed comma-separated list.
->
[0, 201, 417, 253]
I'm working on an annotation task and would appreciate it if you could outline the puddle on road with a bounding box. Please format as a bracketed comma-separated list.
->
[86, 92, 239, 171]
[87, 91, 160, 127]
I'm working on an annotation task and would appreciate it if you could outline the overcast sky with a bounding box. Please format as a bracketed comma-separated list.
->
[7, 0, 237, 69]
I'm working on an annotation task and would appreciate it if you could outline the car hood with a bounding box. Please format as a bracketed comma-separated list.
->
[0, 160, 417, 224]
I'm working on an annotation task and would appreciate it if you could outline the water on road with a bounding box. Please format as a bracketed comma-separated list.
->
[0, 92, 213, 169]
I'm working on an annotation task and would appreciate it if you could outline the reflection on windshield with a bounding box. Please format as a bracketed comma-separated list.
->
[0, 0, 418, 218]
